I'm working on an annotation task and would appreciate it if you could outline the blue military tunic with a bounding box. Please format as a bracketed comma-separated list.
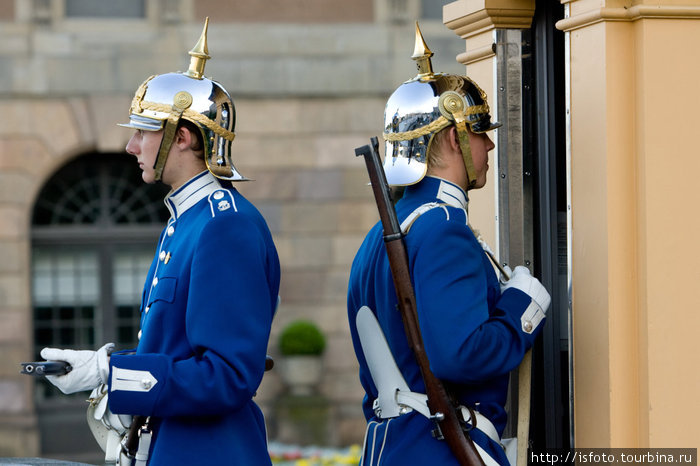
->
[347, 176, 545, 465]
[108, 171, 280, 465]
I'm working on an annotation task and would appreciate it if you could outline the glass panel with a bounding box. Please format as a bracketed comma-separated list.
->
[113, 245, 154, 348]
[32, 248, 99, 401]
[113, 250, 152, 305]
[65, 0, 145, 18]
[33, 249, 98, 306]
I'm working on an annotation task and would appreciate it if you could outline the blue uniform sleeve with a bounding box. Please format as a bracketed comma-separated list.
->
[410, 209, 541, 384]
[109, 214, 275, 417]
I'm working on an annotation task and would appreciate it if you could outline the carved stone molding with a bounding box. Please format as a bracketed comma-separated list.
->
[556, 5, 700, 31]
[444, 0, 536, 39]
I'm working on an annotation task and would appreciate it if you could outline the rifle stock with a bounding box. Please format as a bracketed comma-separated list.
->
[355, 137, 485, 466]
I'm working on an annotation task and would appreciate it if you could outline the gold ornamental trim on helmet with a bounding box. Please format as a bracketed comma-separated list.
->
[173, 91, 193, 109]
[154, 92, 192, 180]
[383, 116, 450, 142]
[129, 95, 236, 142]
[439, 91, 466, 119]
[130, 75, 236, 141]
[130, 75, 155, 114]
[382, 103, 490, 142]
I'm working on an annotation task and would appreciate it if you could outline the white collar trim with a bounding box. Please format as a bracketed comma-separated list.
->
[165, 171, 221, 219]
[430, 177, 468, 210]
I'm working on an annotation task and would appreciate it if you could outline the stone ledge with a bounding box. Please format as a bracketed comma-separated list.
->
[556, 5, 700, 32]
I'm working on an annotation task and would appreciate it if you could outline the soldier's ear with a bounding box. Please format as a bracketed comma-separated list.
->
[448, 126, 461, 153]
[173, 126, 193, 150]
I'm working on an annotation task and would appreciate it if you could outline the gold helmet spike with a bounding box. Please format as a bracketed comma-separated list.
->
[411, 21, 434, 76]
[184, 17, 211, 80]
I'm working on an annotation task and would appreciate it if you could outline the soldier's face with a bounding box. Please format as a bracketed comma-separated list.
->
[126, 129, 163, 184]
[467, 130, 495, 189]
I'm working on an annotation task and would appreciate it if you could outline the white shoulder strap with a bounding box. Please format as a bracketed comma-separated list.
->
[400, 202, 468, 234]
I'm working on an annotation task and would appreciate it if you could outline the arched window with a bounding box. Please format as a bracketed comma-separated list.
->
[31, 153, 168, 462]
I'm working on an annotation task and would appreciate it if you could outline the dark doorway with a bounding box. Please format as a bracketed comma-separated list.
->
[31, 153, 168, 462]
[526, 1, 572, 452]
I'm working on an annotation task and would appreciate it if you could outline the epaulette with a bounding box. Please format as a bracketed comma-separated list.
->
[208, 189, 238, 217]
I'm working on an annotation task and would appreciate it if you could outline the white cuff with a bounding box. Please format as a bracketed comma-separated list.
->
[520, 300, 545, 334]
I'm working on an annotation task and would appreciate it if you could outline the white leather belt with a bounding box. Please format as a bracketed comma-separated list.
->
[356, 305, 517, 465]
[356, 306, 499, 443]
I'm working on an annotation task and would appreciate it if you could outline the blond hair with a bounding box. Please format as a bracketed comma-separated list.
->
[426, 126, 452, 173]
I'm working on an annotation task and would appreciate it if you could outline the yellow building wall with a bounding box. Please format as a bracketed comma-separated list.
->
[446, 0, 700, 449]
[561, 1, 700, 447]
[634, 17, 700, 446]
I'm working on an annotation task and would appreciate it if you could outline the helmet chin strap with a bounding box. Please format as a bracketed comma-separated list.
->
[438, 90, 477, 190]
[152, 91, 193, 182]
[452, 112, 477, 190]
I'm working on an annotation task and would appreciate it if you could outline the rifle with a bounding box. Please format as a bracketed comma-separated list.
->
[355, 137, 485, 466]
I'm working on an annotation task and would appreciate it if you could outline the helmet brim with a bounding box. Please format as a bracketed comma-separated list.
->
[117, 114, 164, 132]
[470, 120, 502, 134]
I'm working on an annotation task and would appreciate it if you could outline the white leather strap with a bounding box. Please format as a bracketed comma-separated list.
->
[394, 391, 431, 419]
[400, 202, 451, 234]
[356, 307, 503, 441]
[134, 429, 152, 466]
[356, 306, 411, 419]
[104, 431, 122, 464]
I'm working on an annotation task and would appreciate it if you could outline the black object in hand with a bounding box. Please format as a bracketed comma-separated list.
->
[20, 361, 72, 376]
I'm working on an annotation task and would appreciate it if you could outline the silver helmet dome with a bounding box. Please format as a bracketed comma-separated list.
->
[119, 18, 244, 182]
[383, 22, 500, 188]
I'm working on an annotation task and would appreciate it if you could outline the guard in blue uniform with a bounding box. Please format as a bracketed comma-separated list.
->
[347, 24, 551, 466]
[40, 19, 280, 465]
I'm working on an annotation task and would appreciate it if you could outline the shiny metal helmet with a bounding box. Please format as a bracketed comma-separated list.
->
[119, 18, 245, 182]
[383, 22, 501, 188]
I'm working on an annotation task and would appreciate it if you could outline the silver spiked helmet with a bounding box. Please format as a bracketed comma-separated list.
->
[119, 18, 245, 182]
[383, 22, 500, 188]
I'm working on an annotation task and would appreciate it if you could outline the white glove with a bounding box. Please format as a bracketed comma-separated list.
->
[500, 266, 551, 314]
[40, 343, 114, 394]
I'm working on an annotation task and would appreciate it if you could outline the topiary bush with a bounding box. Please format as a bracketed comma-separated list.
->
[279, 320, 326, 356]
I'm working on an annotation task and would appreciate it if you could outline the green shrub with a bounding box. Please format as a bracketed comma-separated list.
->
[279, 320, 326, 356]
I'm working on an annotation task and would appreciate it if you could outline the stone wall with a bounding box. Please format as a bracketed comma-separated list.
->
[235, 96, 384, 445]
[0, 0, 467, 455]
